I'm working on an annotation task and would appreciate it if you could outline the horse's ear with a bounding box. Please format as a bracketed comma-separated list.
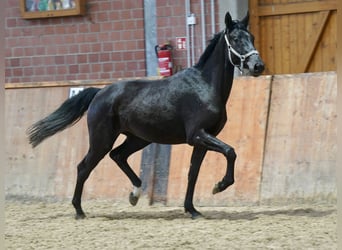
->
[241, 11, 249, 27]
[225, 12, 233, 30]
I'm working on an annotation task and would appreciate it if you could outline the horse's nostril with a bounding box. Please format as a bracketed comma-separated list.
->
[254, 63, 264, 73]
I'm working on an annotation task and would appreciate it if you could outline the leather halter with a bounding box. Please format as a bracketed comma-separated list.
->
[224, 31, 259, 73]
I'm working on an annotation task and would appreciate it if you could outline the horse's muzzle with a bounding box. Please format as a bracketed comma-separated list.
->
[252, 62, 265, 76]
[246, 55, 265, 76]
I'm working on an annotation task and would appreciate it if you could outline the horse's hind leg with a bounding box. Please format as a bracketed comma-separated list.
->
[109, 135, 150, 206]
[72, 131, 117, 219]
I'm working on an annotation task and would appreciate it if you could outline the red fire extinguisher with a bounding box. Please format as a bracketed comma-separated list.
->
[155, 43, 173, 77]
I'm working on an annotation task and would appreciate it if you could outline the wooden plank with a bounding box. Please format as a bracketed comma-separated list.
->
[298, 10, 330, 72]
[273, 14, 282, 74]
[289, 13, 299, 73]
[309, 10, 336, 72]
[249, 0, 261, 51]
[4, 76, 163, 89]
[258, 0, 337, 16]
[260, 72, 337, 204]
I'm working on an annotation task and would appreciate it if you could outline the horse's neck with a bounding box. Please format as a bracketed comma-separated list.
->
[201, 39, 235, 104]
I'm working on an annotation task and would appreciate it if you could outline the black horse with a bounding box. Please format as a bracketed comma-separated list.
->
[28, 12, 264, 219]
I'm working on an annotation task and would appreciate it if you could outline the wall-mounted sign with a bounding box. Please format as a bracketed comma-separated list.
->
[69, 87, 84, 98]
[176, 37, 186, 50]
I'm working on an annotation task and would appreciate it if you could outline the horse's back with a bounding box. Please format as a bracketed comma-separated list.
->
[86, 68, 224, 143]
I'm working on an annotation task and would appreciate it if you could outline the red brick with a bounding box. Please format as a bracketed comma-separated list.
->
[126, 61, 137, 70]
[114, 62, 125, 71]
[69, 65, 79, 74]
[123, 0, 141, 9]
[57, 66, 68, 75]
[55, 75, 66, 81]
[69, 45, 79, 54]
[21, 58, 32, 67]
[100, 22, 113, 32]
[56, 46, 69, 56]
[113, 41, 126, 51]
[66, 74, 76, 81]
[77, 54, 87, 64]
[98, 32, 110, 41]
[12, 47, 24, 57]
[35, 47, 46, 56]
[32, 56, 44, 66]
[120, 10, 132, 19]
[136, 40, 145, 50]
[88, 73, 100, 80]
[88, 54, 99, 63]
[79, 23, 90, 33]
[65, 55, 77, 64]
[100, 72, 111, 79]
[123, 52, 134, 61]
[23, 67, 34, 76]
[91, 43, 101, 53]
[34, 67, 45, 75]
[79, 64, 91, 73]
[79, 44, 92, 53]
[121, 30, 132, 40]
[45, 46, 58, 55]
[111, 71, 123, 78]
[65, 25, 77, 33]
[138, 61, 146, 70]
[111, 52, 122, 60]
[132, 9, 144, 19]
[99, 53, 111, 62]
[89, 23, 101, 33]
[112, 1, 123, 9]
[5, 69, 12, 77]
[10, 58, 20, 67]
[135, 70, 146, 77]
[103, 42, 113, 52]
[124, 20, 137, 30]
[132, 29, 144, 40]
[6, 18, 17, 28]
[103, 62, 114, 72]
[96, 12, 109, 22]
[99, 2, 112, 11]
[134, 51, 145, 60]
[46, 66, 57, 75]
[124, 71, 134, 78]
[112, 21, 124, 30]
[91, 64, 102, 72]
[125, 41, 137, 51]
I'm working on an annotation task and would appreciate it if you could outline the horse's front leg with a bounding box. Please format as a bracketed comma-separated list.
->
[184, 146, 207, 219]
[192, 129, 236, 194]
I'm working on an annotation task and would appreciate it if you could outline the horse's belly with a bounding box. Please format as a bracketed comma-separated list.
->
[122, 113, 187, 144]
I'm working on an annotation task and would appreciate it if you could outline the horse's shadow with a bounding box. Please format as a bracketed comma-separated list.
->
[87, 207, 336, 221]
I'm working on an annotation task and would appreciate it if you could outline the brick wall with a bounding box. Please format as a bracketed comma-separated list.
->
[5, 0, 219, 83]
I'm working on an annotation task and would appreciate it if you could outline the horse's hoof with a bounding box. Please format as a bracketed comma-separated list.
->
[129, 192, 139, 206]
[191, 211, 203, 220]
[75, 213, 86, 220]
[185, 207, 203, 219]
[212, 183, 221, 194]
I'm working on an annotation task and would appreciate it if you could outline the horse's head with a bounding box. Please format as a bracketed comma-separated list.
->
[224, 12, 264, 76]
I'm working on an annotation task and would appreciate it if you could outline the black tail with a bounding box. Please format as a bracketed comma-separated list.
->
[27, 87, 101, 148]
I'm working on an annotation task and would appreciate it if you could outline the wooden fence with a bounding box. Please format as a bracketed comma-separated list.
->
[5, 72, 337, 205]
[249, 0, 337, 75]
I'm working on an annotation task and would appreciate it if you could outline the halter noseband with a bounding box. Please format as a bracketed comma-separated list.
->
[224, 30, 259, 73]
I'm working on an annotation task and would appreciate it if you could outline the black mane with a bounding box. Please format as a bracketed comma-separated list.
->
[194, 32, 222, 69]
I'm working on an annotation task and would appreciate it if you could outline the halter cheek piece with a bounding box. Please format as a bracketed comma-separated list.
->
[224, 31, 259, 73]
